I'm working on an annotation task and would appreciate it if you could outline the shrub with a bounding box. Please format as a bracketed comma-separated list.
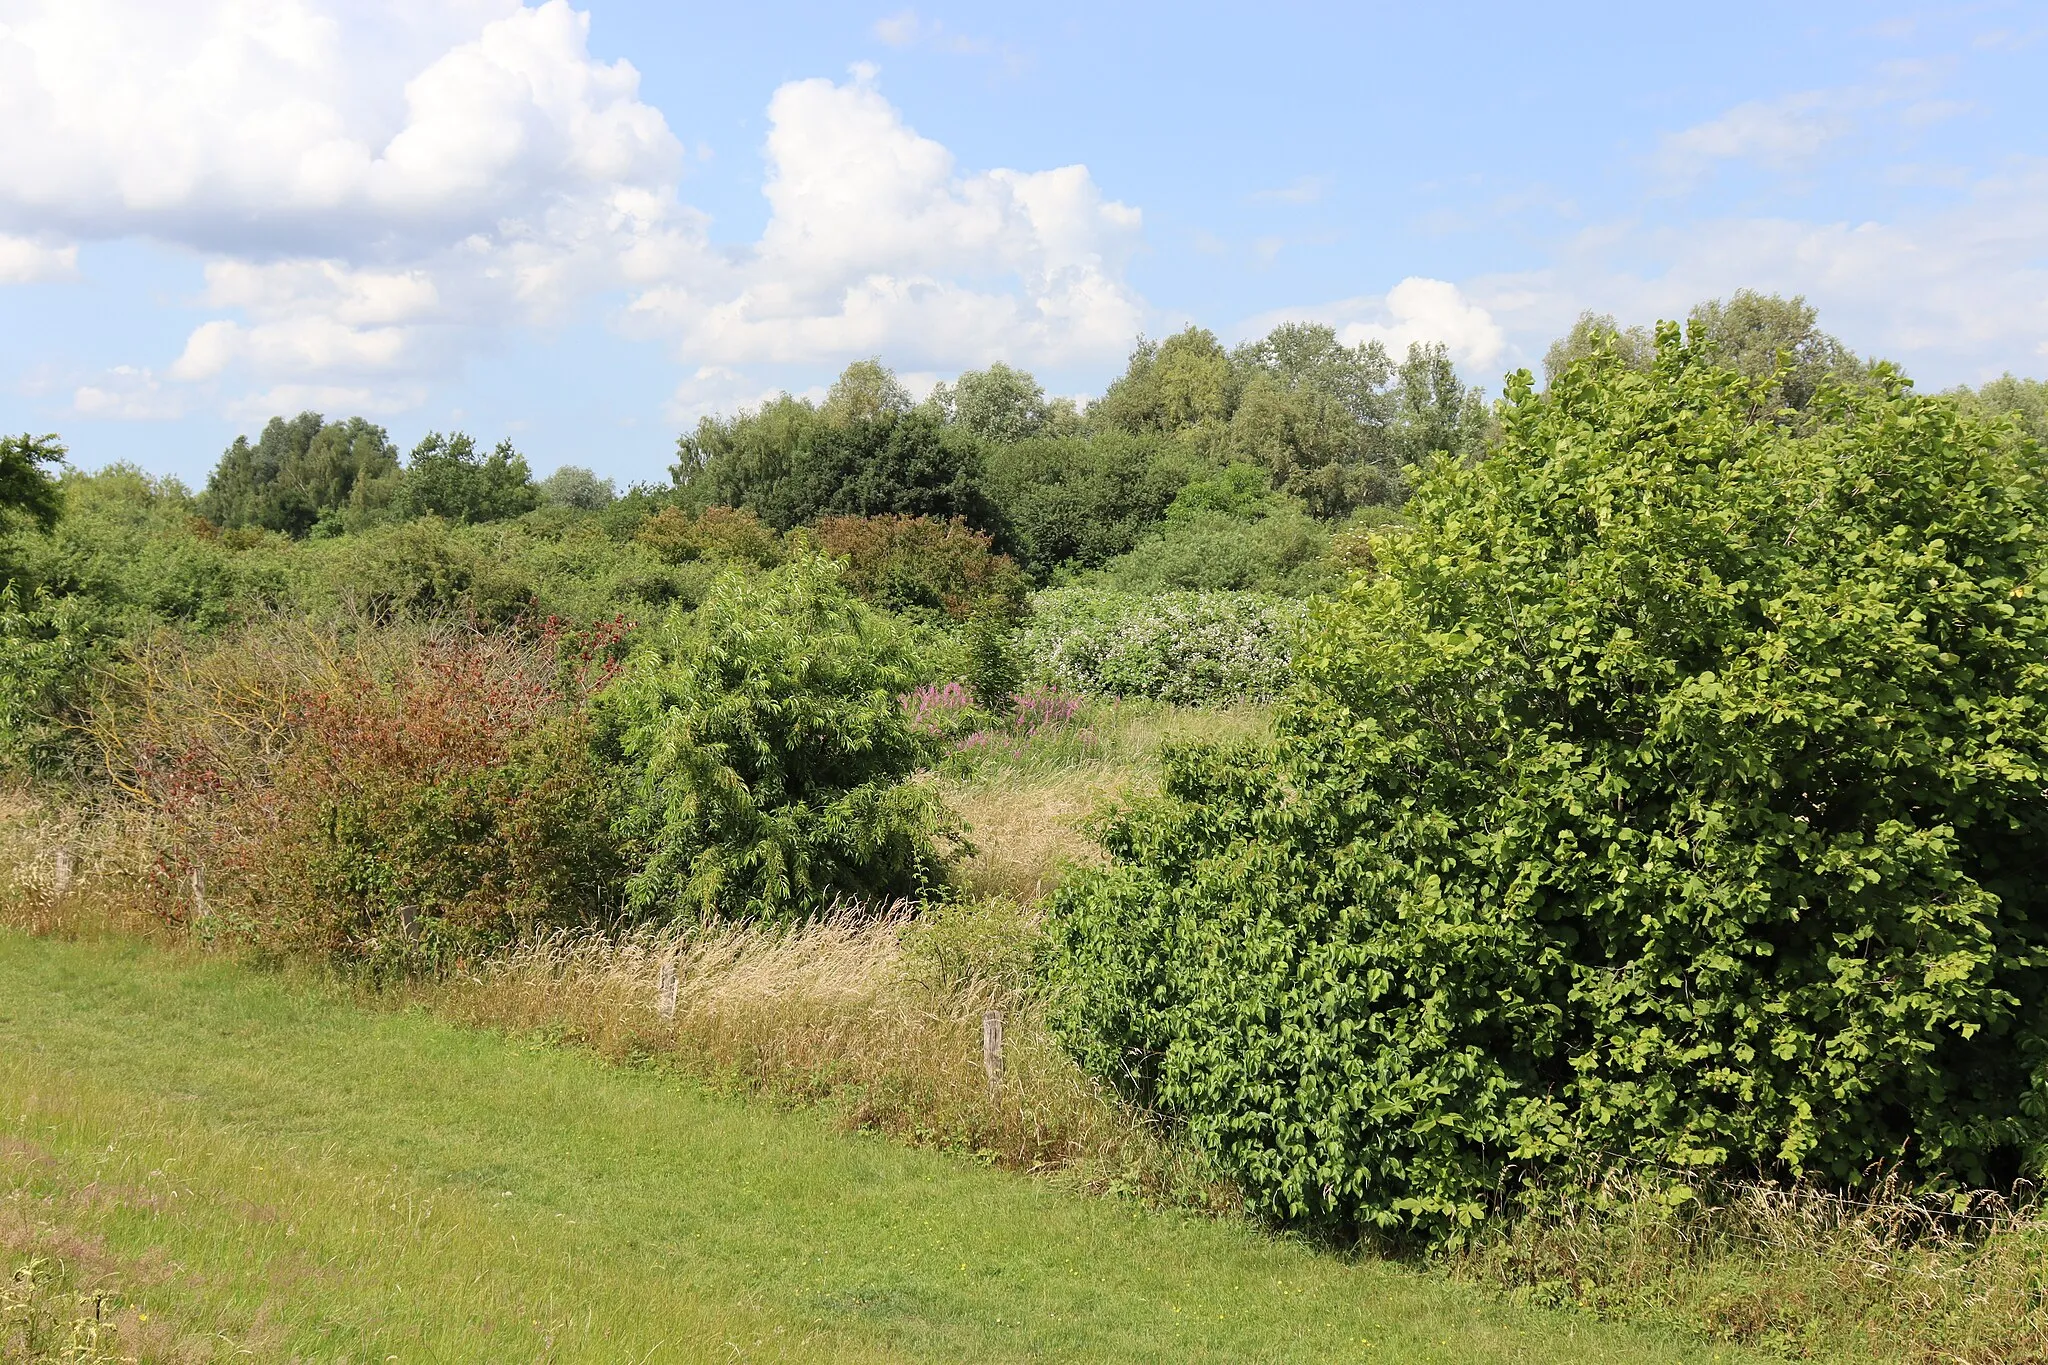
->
[598, 555, 956, 921]
[1019, 587, 1301, 705]
[394, 432, 540, 524]
[1047, 329, 2048, 1241]
[634, 505, 783, 568]
[95, 619, 627, 971]
[0, 585, 106, 776]
[812, 513, 1027, 621]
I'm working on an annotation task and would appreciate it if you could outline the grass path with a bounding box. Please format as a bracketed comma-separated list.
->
[0, 933, 1755, 1363]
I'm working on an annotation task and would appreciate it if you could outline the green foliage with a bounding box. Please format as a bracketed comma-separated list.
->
[981, 433, 1194, 578]
[811, 513, 1027, 621]
[926, 362, 1078, 444]
[1953, 373, 2048, 447]
[395, 432, 541, 524]
[6, 466, 294, 631]
[1049, 329, 2048, 1241]
[1019, 587, 1302, 705]
[0, 433, 64, 537]
[634, 505, 784, 569]
[538, 465, 618, 511]
[964, 607, 1023, 711]
[199, 413, 401, 537]
[303, 516, 538, 626]
[1087, 465, 1332, 595]
[599, 555, 955, 920]
[0, 584, 105, 776]
[677, 375, 996, 535]
[1687, 290, 1866, 413]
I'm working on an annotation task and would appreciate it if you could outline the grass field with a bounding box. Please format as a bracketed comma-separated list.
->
[0, 932, 1759, 1363]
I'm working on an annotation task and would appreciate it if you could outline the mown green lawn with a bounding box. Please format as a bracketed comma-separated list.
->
[0, 933, 1755, 1363]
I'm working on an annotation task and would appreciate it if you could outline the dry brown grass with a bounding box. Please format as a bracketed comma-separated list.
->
[936, 700, 1271, 901]
[1447, 1168, 2048, 1362]
[422, 903, 1235, 1207]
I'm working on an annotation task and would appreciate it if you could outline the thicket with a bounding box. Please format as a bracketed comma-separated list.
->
[1020, 586, 1302, 705]
[1048, 326, 2048, 1241]
[91, 619, 629, 974]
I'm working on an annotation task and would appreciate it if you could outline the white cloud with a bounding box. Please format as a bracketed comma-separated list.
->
[629, 70, 1143, 369]
[1241, 277, 1507, 374]
[1456, 156, 2048, 385]
[0, 5, 1138, 417]
[1657, 91, 1860, 182]
[72, 366, 182, 419]
[874, 10, 922, 47]
[0, 232, 76, 282]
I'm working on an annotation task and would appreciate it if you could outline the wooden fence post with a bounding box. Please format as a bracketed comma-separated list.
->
[657, 957, 678, 1021]
[51, 847, 75, 899]
[982, 1009, 1005, 1093]
[190, 863, 209, 921]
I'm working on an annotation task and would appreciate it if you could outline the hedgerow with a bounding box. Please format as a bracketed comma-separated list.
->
[1047, 327, 2048, 1241]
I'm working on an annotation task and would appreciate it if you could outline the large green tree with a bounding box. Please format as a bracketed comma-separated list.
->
[395, 433, 540, 524]
[674, 362, 996, 534]
[199, 413, 400, 536]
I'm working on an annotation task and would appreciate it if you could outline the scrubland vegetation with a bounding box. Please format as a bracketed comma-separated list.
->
[6, 293, 2048, 1362]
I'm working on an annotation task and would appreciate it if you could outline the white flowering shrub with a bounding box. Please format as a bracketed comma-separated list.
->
[1019, 588, 1302, 704]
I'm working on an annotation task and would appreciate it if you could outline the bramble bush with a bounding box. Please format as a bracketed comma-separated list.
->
[1019, 586, 1302, 704]
[1048, 327, 2048, 1241]
[597, 554, 956, 921]
[98, 618, 630, 973]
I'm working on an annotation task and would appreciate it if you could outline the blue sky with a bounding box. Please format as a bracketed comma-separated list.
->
[0, 0, 2042, 487]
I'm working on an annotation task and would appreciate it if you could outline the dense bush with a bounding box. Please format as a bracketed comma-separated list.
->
[1089, 464, 1333, 595]
[1019, 586, 1301, 704]
[597, 554, 955, 920]
[0, 584, 105, 775]
[98, 620, 627, 971]
[1048, 329, 2048, 1241]
[677, 396, 997, 535]
[813, 513, 1028, 621]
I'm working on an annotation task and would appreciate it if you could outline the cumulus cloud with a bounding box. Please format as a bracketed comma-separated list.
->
[0, 4, 1129, 417]
[1241, 277, 1507, 374]
[629, 69, 1143, 369]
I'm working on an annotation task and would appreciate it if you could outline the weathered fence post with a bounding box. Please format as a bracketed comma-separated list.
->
[190, 862, 209, 921]
[982, 1009, 1005, 1093]
[51, 847, 75, 899]
[657, 956, 678, 1021]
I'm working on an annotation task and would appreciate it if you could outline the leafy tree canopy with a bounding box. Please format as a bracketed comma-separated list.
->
[199, 413, 400, 536]
[0, 433, 65, 534]
[538, 465, 618, 511]
[395, 432, 540, 525]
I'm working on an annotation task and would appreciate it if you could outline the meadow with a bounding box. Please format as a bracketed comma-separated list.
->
[5, 302, 2048, 1362]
